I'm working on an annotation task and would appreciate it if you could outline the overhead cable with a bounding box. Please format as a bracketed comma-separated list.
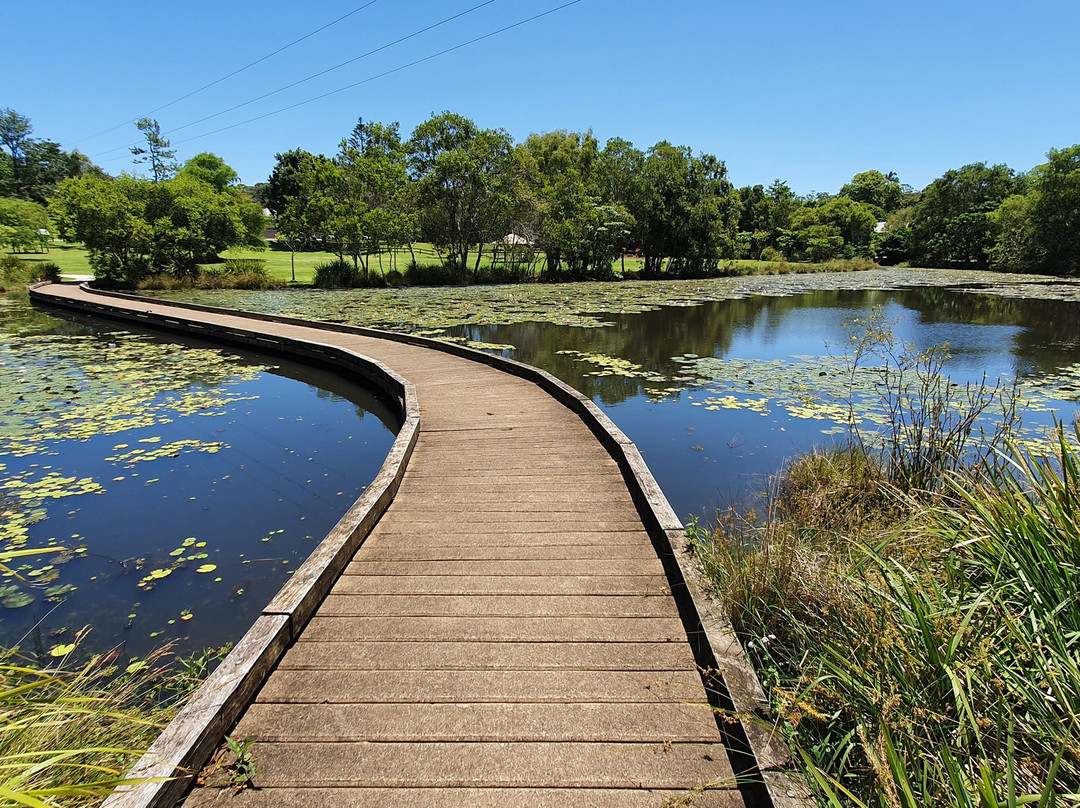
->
[73, 0, 383, 146]
[91, 0, 500, 160]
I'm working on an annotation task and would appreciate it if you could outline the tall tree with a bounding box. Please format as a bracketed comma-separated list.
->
[1027, 144, 1080, 275]
[909, 162, 1018, 267]
[0, 108, 33, 196]
[526, 130, 633, 278]
[131, 117, 178, 182]
[409, 112, 531, 276]
[331, 118, 416, 273]
[635, 142, 737, 276]
[275, 151, 339, 279]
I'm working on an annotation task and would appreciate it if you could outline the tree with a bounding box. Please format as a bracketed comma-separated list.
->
[274, 151, 338, 280]
[990, 193, 1037, 271]
[526, 130, 631, 278]
[0, 197, 49, 253]
[634, 142, 737, 276]
[53, 173, 265, 286]
[908, 162, 1018, 266]
[52, 175, 154, 286]
[409, 112, 532, 277]
[1027, 144, 1080, 274]
[839, 170, 904, 215]
[0, 108, 33, 196]
[264, 149, 312, 219]
[131, 118, 178, 182]
[180, 153, 238, 192]
[330, 118, 416, 274]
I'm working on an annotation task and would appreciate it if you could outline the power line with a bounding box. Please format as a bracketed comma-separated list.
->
[170, 1, 583, 149]
[72, 0, 383, 147]
[91, 0, 499, 162]
[97, 0, 582, 167]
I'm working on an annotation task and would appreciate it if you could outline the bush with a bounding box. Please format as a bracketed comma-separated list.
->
[760, 246, 785, 262]
[402, 260, 466, 287]
[0, 253, 25, 281]
[34, 262, 62, 283]
[313, 258, 363, 289]
[219, 258, 267, 276]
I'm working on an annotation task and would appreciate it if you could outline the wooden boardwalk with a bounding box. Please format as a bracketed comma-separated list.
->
[31, 284, 790, 808]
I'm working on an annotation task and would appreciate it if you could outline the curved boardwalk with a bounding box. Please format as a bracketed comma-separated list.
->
[31, 284, 787, 808]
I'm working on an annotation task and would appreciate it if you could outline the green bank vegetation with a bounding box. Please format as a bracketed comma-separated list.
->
[693, 311, 1080, 805]
[5, 107, 1079, 289]
[0, 644, 223, 807]
[0, 254, 60, 293]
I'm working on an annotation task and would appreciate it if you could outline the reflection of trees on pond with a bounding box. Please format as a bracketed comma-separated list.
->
[452, 287, 1080, 408]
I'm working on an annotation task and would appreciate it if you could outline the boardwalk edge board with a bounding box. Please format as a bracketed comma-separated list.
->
[29, 283, 811, 808]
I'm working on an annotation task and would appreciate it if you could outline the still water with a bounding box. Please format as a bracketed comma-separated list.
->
[453, 287, 1080, 519]
[10, 271, 1080, 661]
[155, 271, 1080, 523]
[0, 297, 399, 661]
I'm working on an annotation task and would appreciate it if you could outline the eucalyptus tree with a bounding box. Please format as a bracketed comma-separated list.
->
[409, 111, 533, 277]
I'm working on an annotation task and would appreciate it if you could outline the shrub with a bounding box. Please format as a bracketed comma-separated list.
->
[760, 246, 785, 262]
[33, 261, 62, 283]
[220, 258, 267, 275]
[313, 259, 363, 289]
[0, 253, 26, 282]
[402, 260, 466, 287]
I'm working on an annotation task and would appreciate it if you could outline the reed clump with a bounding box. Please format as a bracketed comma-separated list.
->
[694, 309, 1080, 805]
[0, 645, 224, 806]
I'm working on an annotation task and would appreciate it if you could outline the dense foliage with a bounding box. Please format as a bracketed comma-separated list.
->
[265, 112, 1080, 278]
[3, 107, 1079, 282]
[52, 169, 265, 287]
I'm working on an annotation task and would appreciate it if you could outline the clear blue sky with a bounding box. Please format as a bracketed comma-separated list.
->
[7, 0, 1079, 194]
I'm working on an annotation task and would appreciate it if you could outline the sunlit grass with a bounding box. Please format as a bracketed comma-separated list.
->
[6, 242, 879, 288]
[0, 645, 221, 807]
[695, 431, 1080, 804]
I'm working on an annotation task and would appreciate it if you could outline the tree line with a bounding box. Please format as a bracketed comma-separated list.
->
[263, 111, 1080, 279]
[3, 105, 1079, 285]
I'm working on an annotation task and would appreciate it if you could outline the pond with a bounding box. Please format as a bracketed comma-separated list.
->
[0, 296, 399, 664]
[151, 269, 1080, 522]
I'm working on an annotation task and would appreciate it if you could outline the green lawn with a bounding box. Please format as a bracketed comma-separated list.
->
[220, 245, 451, 284]
[8, 243, 95, 278]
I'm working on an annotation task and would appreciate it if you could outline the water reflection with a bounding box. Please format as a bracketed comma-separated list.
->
[442, 286, 1080, 518]
[1, 297, 399, 661]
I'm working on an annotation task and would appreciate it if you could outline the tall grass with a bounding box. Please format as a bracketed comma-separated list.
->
[694, 311, 1080, 806]
[0, 646, 223, 807]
